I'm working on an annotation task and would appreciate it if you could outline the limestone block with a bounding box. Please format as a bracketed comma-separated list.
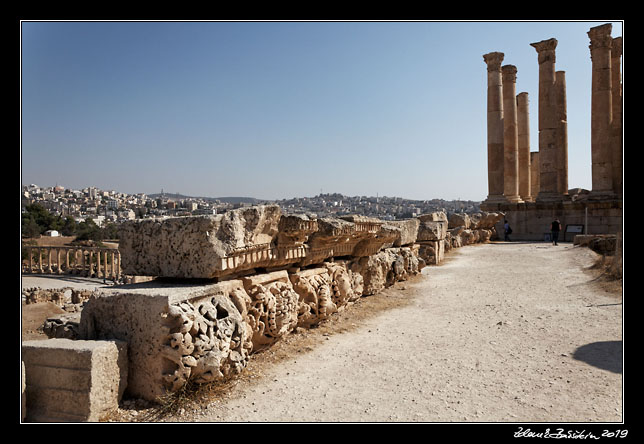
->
[78, 281, 251, 402]
[118, 205, 282, 278]
[418, 240, 445, 265]
[349, 247, 421, 296]
[22, 338, 127, 422]
[417, 220, 447, 241]
[276, 214, 318, 246]
[417, 211, 448, 222]
[470, 212, 505, 229]
[290, 268, 336, 328]
[241, 270, 299, 350]
[448, 213, 471, 229]
[384, 218, 420, 246]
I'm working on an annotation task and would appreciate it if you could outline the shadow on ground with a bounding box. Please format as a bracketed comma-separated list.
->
[573, 340, 622, 374]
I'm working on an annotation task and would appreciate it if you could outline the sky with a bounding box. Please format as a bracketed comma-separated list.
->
[20, 20, 623, 202]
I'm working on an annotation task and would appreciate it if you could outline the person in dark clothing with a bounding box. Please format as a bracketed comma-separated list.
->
[504, 220, 512, 242]
[551, 218, 562, 245]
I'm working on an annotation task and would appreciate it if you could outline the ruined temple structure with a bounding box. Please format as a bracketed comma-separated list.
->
[24, 204, 502, 407]
[481, 23, 623, 240]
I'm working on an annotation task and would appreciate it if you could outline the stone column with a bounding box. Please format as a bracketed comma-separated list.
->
[555, 71, 569, 195]
[483, 52, 507, 204]
[501, 65, 522, 203]
[587, 23, 614, 198]
[530, 152, 540, 199]
[517, 92, 532, 202]
[611, 36, 622, 196]
[530, 38, 562, 202]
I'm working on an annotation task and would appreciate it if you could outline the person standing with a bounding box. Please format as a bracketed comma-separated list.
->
[504, 220, 512, 242]
[551, 218, 562, 245]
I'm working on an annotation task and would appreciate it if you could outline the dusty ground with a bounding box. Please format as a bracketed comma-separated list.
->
[22, 241, 623, 423]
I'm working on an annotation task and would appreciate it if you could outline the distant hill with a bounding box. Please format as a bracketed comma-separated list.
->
[148, 193, 265, 204]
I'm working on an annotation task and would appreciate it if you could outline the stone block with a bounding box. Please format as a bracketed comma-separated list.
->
[384, 218, 420, 246]
[118, 205, 282, 278]
[78, 281, 251, 402]
[417, 220, 447, 241]
[22, 338, 127, 422]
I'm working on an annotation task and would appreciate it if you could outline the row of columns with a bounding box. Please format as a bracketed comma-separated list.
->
[483, 52, 536, 204]
[23, 246, 121, 280]
[483, 23, 622, 205]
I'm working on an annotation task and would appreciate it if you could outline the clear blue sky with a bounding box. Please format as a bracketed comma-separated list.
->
[20, 20, 623, 201]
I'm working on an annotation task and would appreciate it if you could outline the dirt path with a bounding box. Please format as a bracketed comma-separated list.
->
[127, 242, 621, 423]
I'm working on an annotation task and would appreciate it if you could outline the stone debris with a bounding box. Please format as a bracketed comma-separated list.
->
[25, 205, 503, 415]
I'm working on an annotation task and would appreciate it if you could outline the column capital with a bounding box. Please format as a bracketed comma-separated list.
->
[530, 38, 558, 64]
[588, 23, 613, 50]
[502, 64, 518, 82]
[483, 52, 504, 71]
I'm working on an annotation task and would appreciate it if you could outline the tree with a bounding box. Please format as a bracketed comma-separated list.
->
[75, 218, 102, 242]
[60, 216, 77, 236]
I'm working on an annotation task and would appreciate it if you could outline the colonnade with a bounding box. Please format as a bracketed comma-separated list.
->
[483, 23, 622, 205]
[22, 246, 121, 280]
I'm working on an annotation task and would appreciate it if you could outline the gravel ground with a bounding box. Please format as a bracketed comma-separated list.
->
[108, 241, 622, 423]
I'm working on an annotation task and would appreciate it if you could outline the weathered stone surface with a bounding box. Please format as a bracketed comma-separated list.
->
[349, 247, 422, 296]
[22, 338, 127, 422]
[290, 268, 336, 328]
[241, 271, 299, 350]
[448, 213, 471, 229]
[383, 218, 420, 246]
[417, 211, 448, 222]
[417, 220, 448, 241]
[78, 281, 252, 401]
[42, 312, 81, 339]
[470, 212, 505, 230]
[118, 205, 282, 278]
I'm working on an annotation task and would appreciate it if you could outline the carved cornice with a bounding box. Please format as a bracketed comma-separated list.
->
[530, 38, 558, 64]
[483, 52, 504, 71]
[502, 65, 518, 82]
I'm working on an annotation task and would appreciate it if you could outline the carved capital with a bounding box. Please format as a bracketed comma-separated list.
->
[483, 52, 504, 71]
[588, 23, 613, 50]
[530, 38, 558, 64]
[502, 65, 518, 82]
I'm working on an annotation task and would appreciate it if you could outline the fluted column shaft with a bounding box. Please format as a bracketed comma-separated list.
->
[483, 52, 507, 204]
[530, 38, 562, 202]
[517, 92, 532, 202]
[555, 71, 568, 195]
[588, 24, 614, 197]
[502, 65, 522, 203]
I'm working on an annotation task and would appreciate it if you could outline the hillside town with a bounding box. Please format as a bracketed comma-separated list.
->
[21, 183, 481, 230]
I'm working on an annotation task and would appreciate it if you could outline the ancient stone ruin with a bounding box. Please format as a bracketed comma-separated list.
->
[22, 202, 502, 419]
[481, 23, 623, 240]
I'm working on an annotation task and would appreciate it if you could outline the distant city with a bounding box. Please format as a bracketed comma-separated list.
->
[21, 183, 481, 227]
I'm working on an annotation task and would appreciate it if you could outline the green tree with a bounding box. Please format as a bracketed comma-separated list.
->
[75, 218, 102, 242]
[60, 216, 78, 236]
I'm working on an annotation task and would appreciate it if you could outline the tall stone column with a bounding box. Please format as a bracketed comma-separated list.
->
[483, 52, 507, 204]
[530, 151, 540, 199]
[555, 71, 568, 195]
[530, 38, 562, 202]
[517, 92, 532, 202]
[501, 65, 522, 203]
[611, 36, 622, 196]
[587, 23, 614, 198]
